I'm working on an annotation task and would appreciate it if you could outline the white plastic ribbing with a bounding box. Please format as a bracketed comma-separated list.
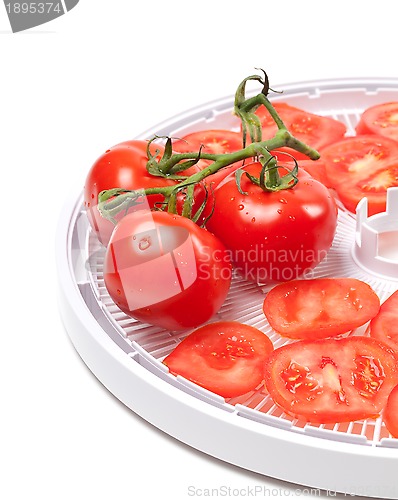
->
[353, 187, 398, 280]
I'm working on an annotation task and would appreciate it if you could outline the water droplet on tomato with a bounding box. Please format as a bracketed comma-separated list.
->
[91, 193, 95, 199]
[116, 289, 121, 295]
[238, 204, 244, 211]
[289, 215, 296, 221]
[277, 209, 283, 214]
[105, 149, 111, 153]
[138, 237, 151, 250]
[230, 197, 235, 201]
[251, 217, 256, 223]
[279, 198, 287, 204]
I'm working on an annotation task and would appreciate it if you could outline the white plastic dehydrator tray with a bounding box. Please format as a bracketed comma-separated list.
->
[57, 78, 398, 499]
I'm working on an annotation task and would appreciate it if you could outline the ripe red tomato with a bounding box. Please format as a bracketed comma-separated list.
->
[384, 384, 398, 438]
[370, 290, 398, 353]
[263, 278, 380, 340]
[84, 140, 210, 245]
[206, 162, 337, 283]
[163, 321, 274, 398]
[356, 102, 398, 142]
[103, 211, 232, 331]
[84, 140, 177, 245]
[255, 102, 346, 160]
[172, 129, 244, 188]
[264, 336, 398, 424]
[320, 135, 398, 215]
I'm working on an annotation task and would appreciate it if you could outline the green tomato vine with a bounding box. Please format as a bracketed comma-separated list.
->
[98, 69, 320, 224]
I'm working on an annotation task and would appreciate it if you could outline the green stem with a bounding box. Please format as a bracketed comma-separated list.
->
[98, 70, 321, 223]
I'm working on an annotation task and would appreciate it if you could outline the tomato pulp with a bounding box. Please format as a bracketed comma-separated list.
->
[384, 384, 398, 438]
[263, 278, 380, 340]
[356, 102, 398, 142]
[264, 337, 398, 423]
[370, 290, 398, 353]
[320, 135, 398, 215]
[164, 321, 274, 398]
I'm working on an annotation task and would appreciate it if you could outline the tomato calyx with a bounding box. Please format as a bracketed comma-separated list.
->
[235, 153, 299, 194]
[146, 135, 207, 179]
[97, 70, 321, 225]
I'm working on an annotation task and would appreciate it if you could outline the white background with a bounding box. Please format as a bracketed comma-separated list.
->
[2, 1, 398, 499]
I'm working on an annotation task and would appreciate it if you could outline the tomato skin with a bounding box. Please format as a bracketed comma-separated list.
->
[84, 140, 176, 246]
[172, 129, 244, 188]
[320, 135, 398, 215]
[255, 102, 346, 160]
[84, 139, 210, 245]
[264, 337, 398, 424]
[103, 211, 232, 331]
[370, 290, 398, 352]
[163, 321, 274, 398]
[384, 384, 398, 438]
[356, 102, 398, 142]
[263, 278, 380, 340]
[206, 162, 338, 283]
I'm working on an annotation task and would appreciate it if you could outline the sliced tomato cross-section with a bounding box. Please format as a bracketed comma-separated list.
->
[356, 102, 398, 142]
[320, 135, 398, 215]
[163, 321, 274, 398]
[264, 336, 398, 424]
[263, 278, 380, 340]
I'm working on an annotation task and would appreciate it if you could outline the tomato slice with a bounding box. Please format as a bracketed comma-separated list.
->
[263, 279, 380, 340]
[356, 102, 398, 142]
[320, 135, 398, 215]
[172, 129, 244, 155]
[255, 102, 346, 160]
[370, 290, 398, 353]
[172, 130, 244, 189]
[163, 321, 274, 398]
[384, 384, 398, 438]
[264, 336, 398, 424]
[336, 156, 398, 214]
